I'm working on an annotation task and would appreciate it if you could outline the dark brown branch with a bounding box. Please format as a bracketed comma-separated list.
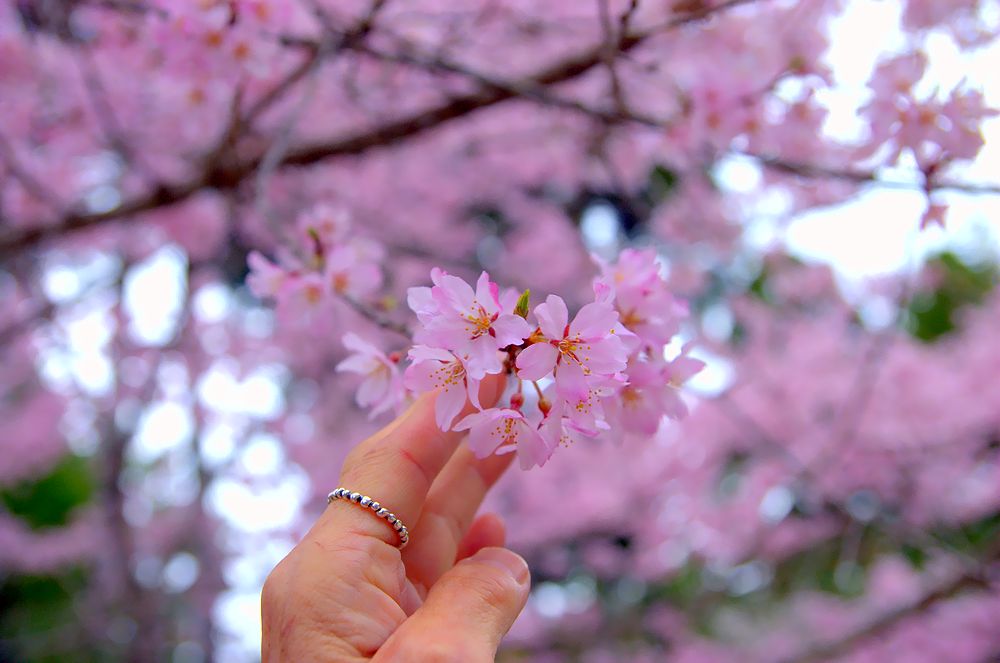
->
[0, 0, 758, 255]
[0, 179, 203, 255]
[243, 0, 387, 125]
[345, 37, 669, 127]
[0, 133, 65, 213]
[241, 49, 319, 126]
[751, 153, 1000, 196]
[782, 569, 994, 663]
[0, 298, 56, 349]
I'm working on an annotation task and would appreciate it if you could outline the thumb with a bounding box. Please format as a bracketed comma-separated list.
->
[375, 547, 530, 662]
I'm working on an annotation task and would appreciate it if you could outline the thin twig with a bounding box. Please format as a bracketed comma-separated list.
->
[0, 133, 65, 213]
[781, 566, 995, 663]
[749, 152, 1000, 196]
[597, 0, 637, 116]
[340, 294, 410, 338]
[0, 0, 763, 254]
[74, 47, 158, 180]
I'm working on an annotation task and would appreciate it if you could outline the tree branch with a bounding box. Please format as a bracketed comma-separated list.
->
[0, 0, 759, 255]
[781, 568, 995, 663]
[0, 133, 65, 213]
[749, 152, 1000, 196]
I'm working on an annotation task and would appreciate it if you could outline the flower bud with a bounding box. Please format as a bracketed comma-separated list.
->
[510, 392, 525, 411]
[514, 289, 531, 318]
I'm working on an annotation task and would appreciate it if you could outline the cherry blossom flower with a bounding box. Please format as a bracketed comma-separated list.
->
[324, 243, 383, 299]
[407, 268, 449, 325]
[335, 333, 402, 418]
[538, 395, 601, 453]
[297, 204, 352, 247]
[6, 0, 1000, 657]
[608, 359, 673, 436]
[404, 346, 480, 430]
[286, 272, 327, 318]
[515, 294, 627, 394]
[559, 374, 620, 436]
[595, 248, 687, 347]
[246, 251, 287, 299]
[415, 272, 532, 378]
[454, 408, 549, 470]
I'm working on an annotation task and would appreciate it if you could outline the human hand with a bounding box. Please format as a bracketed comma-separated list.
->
[261, 377, 530, 662]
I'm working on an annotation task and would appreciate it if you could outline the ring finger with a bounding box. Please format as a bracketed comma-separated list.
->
[401, 445, 515, 589]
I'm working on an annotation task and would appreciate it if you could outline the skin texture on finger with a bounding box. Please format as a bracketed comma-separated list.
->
[315, 374, 506, 549]
[402, 447, 514, 589]
[262, 376, 513, 662]
[261, 534, 407, 663]
[374, 547, 531, 663]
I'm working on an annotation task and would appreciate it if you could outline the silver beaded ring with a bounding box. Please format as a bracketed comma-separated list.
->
[327, 488, 410, 549]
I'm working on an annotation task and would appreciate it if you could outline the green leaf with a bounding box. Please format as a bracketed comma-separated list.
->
[901, 543, 927, 570]
[1, 454, 94, 530]
[514, 289, 531, 318]
[0, 568, 107, 663]
[905, 251, 997, 342]
[646, 164, 680, 204]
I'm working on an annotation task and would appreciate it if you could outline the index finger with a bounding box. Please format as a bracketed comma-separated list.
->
[317, 375, 506, 548]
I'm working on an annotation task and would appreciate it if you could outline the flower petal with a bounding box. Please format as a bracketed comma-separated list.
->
[341, 332, 376, 355]
[515, 342, 559, 381]
[466, 375, 483, 410]
[554, 361, 589, 402]
[356, 371, 388, 407]
[407, 286, 436, 322]
[534, 295, 569, 339]
[517, 424, 551, 470]
[570, 302, 619, 338]
[337, 354, 378, 375]
[492, 314, 532, 347]
[584, 336, 628, 375]
[435, 382, 467, 430]
[434, 273, 476, 312]
[474, 271, 501, 314]
[465, 336, 503, 378]
[407, 345, 454, 364]
[402, 356, 440, 393]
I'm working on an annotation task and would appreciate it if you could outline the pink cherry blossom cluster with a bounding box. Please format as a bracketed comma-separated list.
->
[337, 248, 703, 469]
[861, 51, 998, 230]
[3, 0, 1000, 659]
[246, 204, 384, 319]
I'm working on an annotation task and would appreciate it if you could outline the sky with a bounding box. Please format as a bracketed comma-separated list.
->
[781, 0, 1000, 278]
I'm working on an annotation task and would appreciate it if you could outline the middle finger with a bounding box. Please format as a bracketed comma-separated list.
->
[401, 444, 515, 588]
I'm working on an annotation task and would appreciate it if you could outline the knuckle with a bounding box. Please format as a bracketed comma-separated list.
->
[341, 442, 432, 497]
[340, 444, 370, 479]
[454, 569, 515, 613]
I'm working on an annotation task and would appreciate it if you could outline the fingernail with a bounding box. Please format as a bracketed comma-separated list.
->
[473, 547, 530, 585]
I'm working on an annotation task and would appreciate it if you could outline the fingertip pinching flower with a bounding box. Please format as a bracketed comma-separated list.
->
[404, 345, 480, 430]
[454, 407, 550, 470]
